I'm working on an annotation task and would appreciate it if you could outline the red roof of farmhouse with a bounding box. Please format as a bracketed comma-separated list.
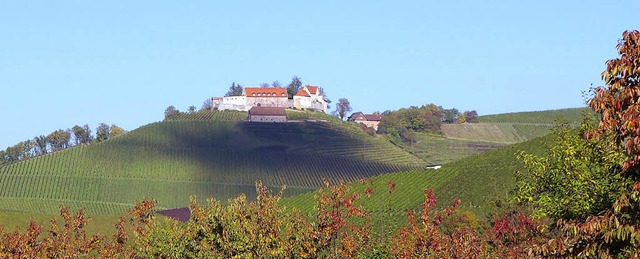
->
[295, 85, 320, 97]
[245, 87, 288, 97]
[364, 114, 383, 121]
[248, 106, 287, 116]
[350, 112, 383, 121]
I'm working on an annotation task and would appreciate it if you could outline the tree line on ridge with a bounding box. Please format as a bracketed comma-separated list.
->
[0, 123, 125, 165]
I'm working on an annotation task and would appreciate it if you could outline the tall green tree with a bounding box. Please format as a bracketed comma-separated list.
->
[333, 98, 352, 120]
[442, 108, 459, 123]
[421, 104, 444, 131]
[5, 140, 35, 161]
[377, 110, 408, 136]
[513, 121, 629, 221]
[187, 105, 196, 113]
[82, 124, 93, 143]
[47, 129, 71, 151]
[286, 76, 302, 98]
[72, 124, 93, 145]
[33, 135, 49, 155]
[225, 82, 243, 97]
[96, 123, 110, 142]
[405, 109, 427, 131]
[4, 145, 19, 162]
[18, 140, 34, 160]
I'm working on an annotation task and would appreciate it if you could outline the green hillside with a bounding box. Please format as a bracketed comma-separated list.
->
[0, 110, 425, 216]
[478, 107, 589, 124]
[283, 108, 586, 215]
[282, 134, 552, 234]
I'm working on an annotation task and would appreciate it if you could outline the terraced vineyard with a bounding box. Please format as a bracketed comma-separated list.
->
[395, 133, 507, 165]
[167, 110, 247, 121]
[399, 108, 588, 164]
[478, 107, 589, 124]
[282, 134, 552, 238]
[0, 110, 425, 215]
[285, 107, 589, 213]
[441, 123, 553, 143]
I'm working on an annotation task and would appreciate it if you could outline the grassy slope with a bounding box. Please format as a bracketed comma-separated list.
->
[282, 134, 551, 217]
[433, 135, 550, 216]
[0, 110, 425, 216]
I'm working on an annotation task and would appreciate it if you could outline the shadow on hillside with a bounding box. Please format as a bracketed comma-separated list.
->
[152, 121, 424, 188]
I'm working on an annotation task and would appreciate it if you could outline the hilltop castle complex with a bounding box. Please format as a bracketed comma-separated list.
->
[213, 85, 328, 113]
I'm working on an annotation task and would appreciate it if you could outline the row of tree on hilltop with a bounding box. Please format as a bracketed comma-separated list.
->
[0, 123, 125, 165]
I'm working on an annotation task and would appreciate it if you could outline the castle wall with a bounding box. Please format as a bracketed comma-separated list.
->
[222, 96, 246, 105]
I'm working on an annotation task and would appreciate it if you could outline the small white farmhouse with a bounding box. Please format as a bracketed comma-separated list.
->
[347, 112, 383, 131]
[248, 107, 287, 122]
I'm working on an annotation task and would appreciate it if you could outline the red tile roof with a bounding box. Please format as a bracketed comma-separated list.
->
[364, 114, 383, 121]
[306, 85, 319, 94]
[294, 85, 321, 97]
[295, 89, 310, 97]
[248, 107, 287, 116]
[349, 112, 382, 121]
[245, 87, 287, 98]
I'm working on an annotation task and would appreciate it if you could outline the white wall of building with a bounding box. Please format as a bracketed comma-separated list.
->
[293, 95, 327, 112]
[222, 96, 246, 105]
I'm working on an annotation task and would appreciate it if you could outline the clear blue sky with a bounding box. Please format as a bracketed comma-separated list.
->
[1, 1, 639, 149]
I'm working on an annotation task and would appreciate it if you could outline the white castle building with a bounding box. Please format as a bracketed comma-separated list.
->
[215, 85, 328, 113]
